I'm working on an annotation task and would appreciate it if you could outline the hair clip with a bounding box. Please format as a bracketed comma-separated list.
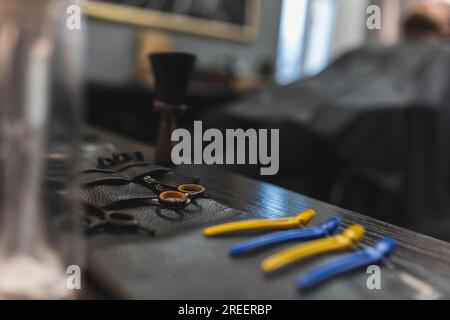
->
[297, 237, 397, 290]
[229, 217, 341, 256]
[261, 225, 365, 273]
[203, 209, 316, 237]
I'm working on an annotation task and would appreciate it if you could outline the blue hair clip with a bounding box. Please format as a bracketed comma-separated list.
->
[297, 237, 397, 290]
[229, 217, 341, 256]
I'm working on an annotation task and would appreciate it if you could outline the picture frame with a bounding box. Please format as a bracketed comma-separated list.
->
[84, 0, 261, 42]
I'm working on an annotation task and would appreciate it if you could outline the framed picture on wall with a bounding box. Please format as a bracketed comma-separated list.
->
[84, 0, 261, 43]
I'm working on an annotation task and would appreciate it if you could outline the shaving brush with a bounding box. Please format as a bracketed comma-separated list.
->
[149, 52, 196, 165]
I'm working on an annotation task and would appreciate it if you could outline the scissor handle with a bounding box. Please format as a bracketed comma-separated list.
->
[142, 176, 206, 203]
[105, 211, 140, 228]
[158, 190, 189, 207]
[83, 203, 153, 235]
[177, 184, 206, 198]
[84, 215, 102, 229]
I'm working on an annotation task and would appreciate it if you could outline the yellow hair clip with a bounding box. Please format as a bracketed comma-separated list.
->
[261, 225, 365, 273]
[203, 209, 316, 237]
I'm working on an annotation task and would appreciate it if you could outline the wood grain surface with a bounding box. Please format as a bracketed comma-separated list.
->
[83, 127, 450, 299]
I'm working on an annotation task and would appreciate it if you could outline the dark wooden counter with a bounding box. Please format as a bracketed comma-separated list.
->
[82, 127, 450, 299]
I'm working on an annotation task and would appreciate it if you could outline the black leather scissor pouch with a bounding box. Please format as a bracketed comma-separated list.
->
[81, 163, 199, 188]
[81, 183, 157, 209]
[80, 155, 239, 230]
[80, 160, 199, 208]
[81, 153, 242, 298]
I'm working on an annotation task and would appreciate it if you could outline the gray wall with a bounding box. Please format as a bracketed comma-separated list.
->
[86, 0, 283, 85]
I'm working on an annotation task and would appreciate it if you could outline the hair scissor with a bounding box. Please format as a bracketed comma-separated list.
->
[141, 175, 206, 208]
[83, 204, 154, 236]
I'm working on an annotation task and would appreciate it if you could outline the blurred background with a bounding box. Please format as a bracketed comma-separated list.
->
[84, 0, 450, 241]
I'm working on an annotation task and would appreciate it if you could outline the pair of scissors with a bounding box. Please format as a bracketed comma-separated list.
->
[83, 204, 154, 236]
[142, 175, 206, 208]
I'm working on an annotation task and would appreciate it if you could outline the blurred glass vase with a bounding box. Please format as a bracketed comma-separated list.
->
[0, 0, 84, 299]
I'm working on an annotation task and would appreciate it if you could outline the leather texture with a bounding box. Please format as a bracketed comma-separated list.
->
[81, 162, 199, 208]
[80, 164, 169, 187]
[82, 183, 159, 208]
[89, 199, 240, 240]
[81, 158, 240, 237]
[81, 163, 198, 187]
